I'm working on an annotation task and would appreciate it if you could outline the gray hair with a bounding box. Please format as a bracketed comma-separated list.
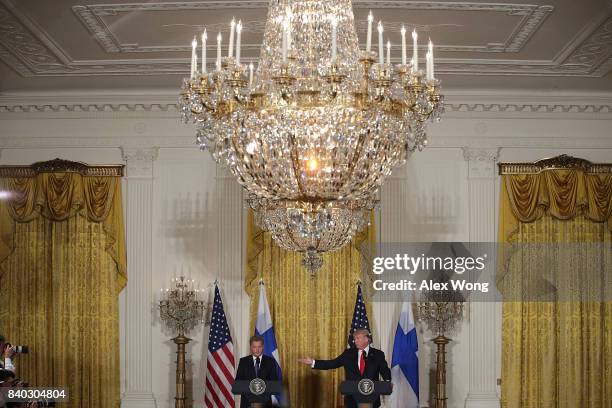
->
[249, 335, 264, 345]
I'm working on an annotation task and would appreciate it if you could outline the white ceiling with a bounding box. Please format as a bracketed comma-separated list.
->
[1, 0, 611, 93]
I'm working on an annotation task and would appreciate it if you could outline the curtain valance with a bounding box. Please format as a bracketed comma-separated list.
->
[0, 159, 126, 290]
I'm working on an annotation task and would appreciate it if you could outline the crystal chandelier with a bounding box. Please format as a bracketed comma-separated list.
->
[179, 0, 444, 272]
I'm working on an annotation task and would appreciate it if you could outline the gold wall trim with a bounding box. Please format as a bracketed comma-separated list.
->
[0, 158, 124, 177]
[498, 154, 612, 175]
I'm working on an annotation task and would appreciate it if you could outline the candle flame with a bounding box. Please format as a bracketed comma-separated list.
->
[401, 25, 406, 35]
[202, 29, 207, 41]
[237, 20, 242, 32]
[412, 29, 417, 40]
[307, 157, 318, 171]
[378, 21, 383, 33]
[192, 37, 197, 48]
[368, 10, 373, 22]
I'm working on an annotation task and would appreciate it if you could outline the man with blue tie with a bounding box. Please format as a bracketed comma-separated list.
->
[235, 335, 279, 408]
[298, 328, 392, 408]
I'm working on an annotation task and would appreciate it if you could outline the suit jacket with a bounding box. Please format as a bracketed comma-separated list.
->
[235, 354, 279, 408]
[313, 346, 391, 408]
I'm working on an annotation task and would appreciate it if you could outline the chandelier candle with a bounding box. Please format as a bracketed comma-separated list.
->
[228, 18, 235, 58]
[412, 29, 418, 73]
[282, 18, 288, 62]
[179, 0, 444, 273]
[428, 39, 435, 79]
[331, 17, 338, 61]
[378, 21, 384, 64]
[401, 25, 407, 65]
[366, 11, 373, 52]
[201, 30, 207, 73]
[236, 20, 242, 65]
[286, 8, 292, 51]
[190, 37, 197, 78]
[387, 40, 391, 65]
[216, 32, 221, 69]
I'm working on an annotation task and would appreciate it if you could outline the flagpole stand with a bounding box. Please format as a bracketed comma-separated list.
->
[433, 334, 450, 408]
[173, 334, 192, 408]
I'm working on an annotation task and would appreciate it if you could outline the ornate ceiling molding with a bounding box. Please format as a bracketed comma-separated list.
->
[0, 0, 609, 77]
[72, 2, 552, 54]
[1, 100, 611, 115]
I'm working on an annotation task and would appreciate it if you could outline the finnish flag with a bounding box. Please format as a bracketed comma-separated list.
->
[389, 301, 419, 408]
[255, 280, 283, 404]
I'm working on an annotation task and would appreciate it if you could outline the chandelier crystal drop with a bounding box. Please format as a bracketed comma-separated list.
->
[179, 0, 444, 272]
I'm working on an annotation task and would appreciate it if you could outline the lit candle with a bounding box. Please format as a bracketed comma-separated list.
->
[201, 29, 207, 73]
[249, 63, 254, 86]
[429, 39, 435, 79]
[401, 25, 407, 65]
[331, 16, 338, 61]
[216, 33, 222, 70]
[377, 21, 384, 65]
[366, 11, 373, 53]
[228, 18, 235, 58]
[412, 29, 418, 73]
[190, 37, 197, 78]
[387, 40, 391, 65]
[236, 20, 242, 65]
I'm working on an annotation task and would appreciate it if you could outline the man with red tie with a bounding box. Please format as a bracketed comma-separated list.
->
[298, 328, 391, 408]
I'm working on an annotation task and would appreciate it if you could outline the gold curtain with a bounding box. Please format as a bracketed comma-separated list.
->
[498, 163, 612, 408]
[0, 167, 126, 408]
[245, 211, 375, 408]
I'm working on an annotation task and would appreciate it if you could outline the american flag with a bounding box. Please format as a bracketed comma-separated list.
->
[347, 283, 371, 348]
[205, 284, 236, 408]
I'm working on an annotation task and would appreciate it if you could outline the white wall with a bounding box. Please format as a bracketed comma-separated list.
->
[1, 90, 611, 408]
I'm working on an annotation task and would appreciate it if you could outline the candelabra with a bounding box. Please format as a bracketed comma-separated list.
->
[159, 276, 207, 408]
[417, 293, 464, 408]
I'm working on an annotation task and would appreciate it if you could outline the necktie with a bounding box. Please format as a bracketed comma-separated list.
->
[255, 356, 261, 377]
[359, 351, 366, 375]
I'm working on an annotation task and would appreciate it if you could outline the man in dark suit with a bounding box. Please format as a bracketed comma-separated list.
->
[298, 328, 391, 408]
[235, 335, 279, 408]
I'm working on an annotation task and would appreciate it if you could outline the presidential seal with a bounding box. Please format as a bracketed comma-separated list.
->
[249, 378, 266, 396]
[357, 378, 374, 396]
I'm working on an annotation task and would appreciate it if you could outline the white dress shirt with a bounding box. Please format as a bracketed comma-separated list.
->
[252, 354, 262, 373]
[358, 345, 371, 368]
[2, 357, 15, 372]
[311, 345, 370, 368]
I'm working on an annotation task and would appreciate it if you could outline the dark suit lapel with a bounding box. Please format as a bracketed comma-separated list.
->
[248, 357, 256, 378]
[364, 346, 378, 379]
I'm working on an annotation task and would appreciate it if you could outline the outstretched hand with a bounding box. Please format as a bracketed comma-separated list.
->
[297, 357, 313, 365]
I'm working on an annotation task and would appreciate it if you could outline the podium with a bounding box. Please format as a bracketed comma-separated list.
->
[232, 379, 282, 408]
[340, 380, 393, 408]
